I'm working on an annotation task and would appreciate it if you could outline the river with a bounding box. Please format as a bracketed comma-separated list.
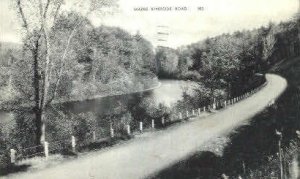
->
[0, 79, 197, 146]
[56, 79, 197, 114]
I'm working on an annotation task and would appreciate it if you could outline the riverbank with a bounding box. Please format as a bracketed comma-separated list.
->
[5, 74, 287, 179]
[0, 76, 160, 111]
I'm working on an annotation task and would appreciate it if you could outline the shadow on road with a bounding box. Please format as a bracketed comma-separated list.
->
[148, 151, 224, 179]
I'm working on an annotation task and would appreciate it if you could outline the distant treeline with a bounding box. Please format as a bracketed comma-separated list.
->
[0, 12, 157, 104]
[156, 17, 300, 97]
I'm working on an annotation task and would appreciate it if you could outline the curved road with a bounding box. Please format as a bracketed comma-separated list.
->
[6, 74, 287, 179]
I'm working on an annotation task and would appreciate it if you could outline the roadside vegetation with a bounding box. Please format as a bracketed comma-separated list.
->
[0, 0, 299, 176]
[153, 16, 300, 179]
[241, 55, 300, 179]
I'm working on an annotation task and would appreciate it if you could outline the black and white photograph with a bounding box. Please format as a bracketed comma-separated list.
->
[0, 0, 299, 178]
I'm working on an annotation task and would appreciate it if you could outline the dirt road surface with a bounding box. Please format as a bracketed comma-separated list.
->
[6, 74, 287, 179]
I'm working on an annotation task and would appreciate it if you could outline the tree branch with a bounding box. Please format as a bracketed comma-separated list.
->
[45, 22, 81, 106]
[53, 2, 62, 20]
[38, 0, 52, 110]
[16, 0, 29, 30]
[43, 0, 50, 19]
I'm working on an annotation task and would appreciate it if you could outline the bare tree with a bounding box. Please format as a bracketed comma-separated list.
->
[14, 0, 117, 145]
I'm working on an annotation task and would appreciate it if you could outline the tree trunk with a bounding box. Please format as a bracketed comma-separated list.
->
[34, 109, 43, 145]
[90, 65, 98, 82]
[39, 4, 51, 145]
[32, 37, 45, 146]
[40, 113, 46, 143]
[34, 108, 46, 148]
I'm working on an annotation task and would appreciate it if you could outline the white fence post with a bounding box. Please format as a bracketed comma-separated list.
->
[127, 124, 131, 135]
[44, 141, 49, 160]
[213, 103, 216, 110]
[110, 123, 114, 138]
[161, 117, 165, 125]
[71, 136, 76, 153]
[186, 110, 189, 118]
[192, 109, 195, 116]
[139, 121, 143, 132]
[10, 149, 16, 164]
[203, 106, 206, 112]
[198, 108, 201, 116]
[152, 119, 155, 128]
[224, 101, 227, 108]
[179, 112, 182, 120]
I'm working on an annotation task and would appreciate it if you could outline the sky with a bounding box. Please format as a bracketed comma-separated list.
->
[0, 0, 299, 48]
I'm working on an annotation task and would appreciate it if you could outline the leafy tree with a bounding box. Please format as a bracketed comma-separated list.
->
[14, 0, 117, 145]
[155, 46, 179, 78]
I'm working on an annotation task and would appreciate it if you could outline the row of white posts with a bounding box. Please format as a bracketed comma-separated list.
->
[10, 118, 163, 163]
[10, 141, 49, 164]
[179, 89, 258, 120]
[9, 87, 260, 164]
[181, 107, 204, 119]
[10, 133, 94, 163]
[109, 121, 157, 137]
[114, 118, 159, 137]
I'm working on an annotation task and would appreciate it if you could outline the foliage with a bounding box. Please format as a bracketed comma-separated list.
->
[155, 47, 179, 78]
[156, 18, 299, 100]
[245, 139, 299, 179]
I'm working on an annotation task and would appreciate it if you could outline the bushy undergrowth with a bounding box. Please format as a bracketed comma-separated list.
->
[0, 95, 171, 169]
[245, 140, 299, 179]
